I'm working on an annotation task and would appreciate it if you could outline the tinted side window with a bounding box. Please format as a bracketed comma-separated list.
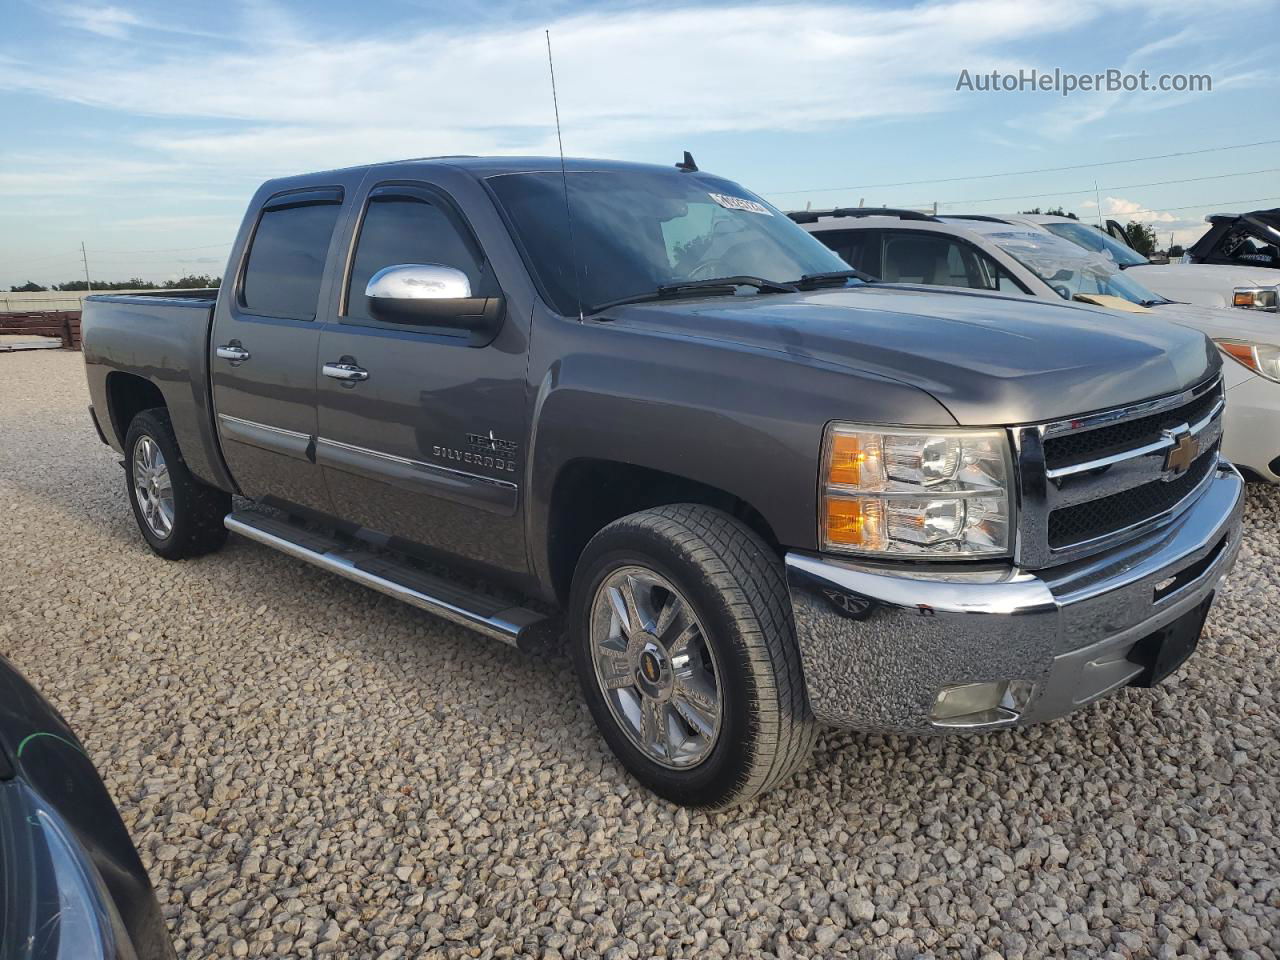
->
[346, 195, 493, 322]
[812, 230, 875, 274]
[241, 201, 342, 320]
[881, 233, 1013, 292]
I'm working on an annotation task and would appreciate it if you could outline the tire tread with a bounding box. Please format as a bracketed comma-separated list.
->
[579, 504, 816, 807]
[126, 407, 230, 559]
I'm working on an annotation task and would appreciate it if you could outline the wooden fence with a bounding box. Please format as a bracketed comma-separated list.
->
[0, 311, 82, 349]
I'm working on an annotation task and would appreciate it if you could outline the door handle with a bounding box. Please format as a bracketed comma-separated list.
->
[216, 344, 250, 362]
[322, 361, 369, 382]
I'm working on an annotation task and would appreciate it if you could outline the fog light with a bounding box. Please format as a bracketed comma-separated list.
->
[931, 680, 1034, 727]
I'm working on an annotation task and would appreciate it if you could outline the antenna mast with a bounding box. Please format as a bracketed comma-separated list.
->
[80, 241, 93, 294]
[545, 30, 584, 322]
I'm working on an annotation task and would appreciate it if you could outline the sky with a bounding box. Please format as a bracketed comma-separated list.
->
[1, 0, 1277, 289]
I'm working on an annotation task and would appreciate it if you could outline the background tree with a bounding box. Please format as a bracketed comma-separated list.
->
[1019, 207, 1079, 220]
[163, 274, 221, 288]
[48, 276, 221, 291]
[9, 281, 47, 292]
[1169, 244, 1185, 259]
[1123, 221, 1160, 258]
[53, 278, 156, 291]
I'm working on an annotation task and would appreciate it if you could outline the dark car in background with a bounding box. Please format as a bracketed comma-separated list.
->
[0, 655, 173, 960]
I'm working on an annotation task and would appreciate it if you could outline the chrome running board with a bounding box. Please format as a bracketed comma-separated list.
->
[224, 510, 551, 650]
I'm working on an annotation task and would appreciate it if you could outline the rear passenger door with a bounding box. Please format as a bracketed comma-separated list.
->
[210, 185, 347, 514]
[314, 174, 532, 574]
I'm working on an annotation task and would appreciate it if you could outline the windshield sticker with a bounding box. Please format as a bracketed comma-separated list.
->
[707, 193, 773, 216]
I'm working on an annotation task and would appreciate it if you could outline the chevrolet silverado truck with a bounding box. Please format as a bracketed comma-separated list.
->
[82, 157, 1244, 808]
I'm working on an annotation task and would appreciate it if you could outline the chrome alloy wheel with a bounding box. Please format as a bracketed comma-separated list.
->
[589, 566, 723, 769]
[132, 435, 174, 539]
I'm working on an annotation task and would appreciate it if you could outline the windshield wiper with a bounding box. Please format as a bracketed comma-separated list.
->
[588, 276, 798, 313]
[791, 269, 875, 289]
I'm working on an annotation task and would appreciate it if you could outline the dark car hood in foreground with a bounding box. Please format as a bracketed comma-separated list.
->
[0, 656, 174, 960]
[613, 285, 1219, 425]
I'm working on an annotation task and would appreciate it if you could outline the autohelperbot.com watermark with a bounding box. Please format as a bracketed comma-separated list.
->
[955, 68, 1212, 96]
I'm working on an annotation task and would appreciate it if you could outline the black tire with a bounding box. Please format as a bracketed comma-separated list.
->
[569, 504, 816, 809]
[124, 407, 231, 560]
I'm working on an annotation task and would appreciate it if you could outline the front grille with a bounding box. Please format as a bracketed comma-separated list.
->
[1047, 444, 1217, 548]
[1017, 376, 1225, 566]
[1044, 380, 1223, 470]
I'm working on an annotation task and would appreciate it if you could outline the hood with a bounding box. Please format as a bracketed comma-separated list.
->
[613, 284, 1219, 425]
[1148, 300, 1280, 344]
[1129, 261, 1278, 289]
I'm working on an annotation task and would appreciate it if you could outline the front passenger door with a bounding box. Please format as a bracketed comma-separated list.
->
[315, 180, 531, 574]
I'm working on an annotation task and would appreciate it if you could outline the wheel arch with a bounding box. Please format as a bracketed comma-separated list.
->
[104, 371, 166, 447]
[543, 457, 781, 606]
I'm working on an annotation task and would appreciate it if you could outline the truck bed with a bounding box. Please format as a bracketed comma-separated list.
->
[80, 291, 232, 492]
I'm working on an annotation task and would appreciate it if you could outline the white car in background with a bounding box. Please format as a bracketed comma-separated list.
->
[791, 208, 1280, 482]
[975, 212, 1280, 313]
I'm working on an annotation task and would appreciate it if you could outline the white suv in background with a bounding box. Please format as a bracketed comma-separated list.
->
[978, 212, 1280, 313]
[792, 208, 1280, 482]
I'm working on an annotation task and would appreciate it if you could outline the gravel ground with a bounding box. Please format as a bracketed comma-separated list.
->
[1, 349, 1277, 960]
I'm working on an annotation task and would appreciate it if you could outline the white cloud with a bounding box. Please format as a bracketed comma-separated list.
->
[2, 0, 1272, 282]
[1008, 3, 1276, 140]
[59, 4, 141, 39]
[1, 0, 1171, 182]
[1100, 196, 1174, 220]
[1094, 196, 1213, 245]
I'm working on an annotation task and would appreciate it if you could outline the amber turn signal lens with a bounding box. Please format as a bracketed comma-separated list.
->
[1234, 291, 1255, 307]
[829, 433, 871, 486]
[1218, 341, 1257, 370]
[825, 498, 873, 546]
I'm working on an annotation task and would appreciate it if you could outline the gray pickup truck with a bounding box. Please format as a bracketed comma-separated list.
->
[82, 156, 1244, 808]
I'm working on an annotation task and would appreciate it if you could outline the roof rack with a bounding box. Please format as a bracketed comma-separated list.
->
[942, 214, 1015, 223]
[786, 207, 940, 224]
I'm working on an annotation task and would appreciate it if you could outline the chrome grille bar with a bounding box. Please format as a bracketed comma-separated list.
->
[1015, 375, 1225, 569]
[1045, 394, 1225, 481]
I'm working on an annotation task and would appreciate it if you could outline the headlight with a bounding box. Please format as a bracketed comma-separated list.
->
[1232, 286, 1279, 312]
[819, 423, 1014, 558]
[1215, 339, 1280, 383]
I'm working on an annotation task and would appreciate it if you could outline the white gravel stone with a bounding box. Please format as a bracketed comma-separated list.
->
[2, 350, 1278, 959]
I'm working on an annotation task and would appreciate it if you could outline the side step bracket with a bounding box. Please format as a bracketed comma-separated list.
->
[225, 510, 553, 651]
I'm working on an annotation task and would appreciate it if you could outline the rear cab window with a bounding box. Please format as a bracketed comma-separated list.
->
[240, 188, 344, 320]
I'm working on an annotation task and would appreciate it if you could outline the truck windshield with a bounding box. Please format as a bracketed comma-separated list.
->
[987, 231, 1169, 306]
[1041, 220, 1149, 267]
[486, 169, 851, 315]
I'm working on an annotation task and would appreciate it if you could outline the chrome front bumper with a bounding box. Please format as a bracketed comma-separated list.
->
[785, 464, 1245, 733]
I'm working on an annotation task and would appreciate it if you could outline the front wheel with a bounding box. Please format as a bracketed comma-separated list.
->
[570, 504, 816, 808]
[124, 408, 231, 560]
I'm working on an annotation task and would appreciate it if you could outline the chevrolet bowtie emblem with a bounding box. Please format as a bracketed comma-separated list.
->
[1163, 429, 1200, 475]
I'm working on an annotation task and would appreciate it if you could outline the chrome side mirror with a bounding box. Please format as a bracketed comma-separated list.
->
[366, 263, 472, 301]
[363, 263, 504, 346]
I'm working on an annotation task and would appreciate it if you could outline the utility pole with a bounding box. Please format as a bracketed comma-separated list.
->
[79, 241, 93, 295]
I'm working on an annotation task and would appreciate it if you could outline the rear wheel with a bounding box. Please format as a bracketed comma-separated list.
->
[124, 408, 230, 559]
[570, 504, 816, 809]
